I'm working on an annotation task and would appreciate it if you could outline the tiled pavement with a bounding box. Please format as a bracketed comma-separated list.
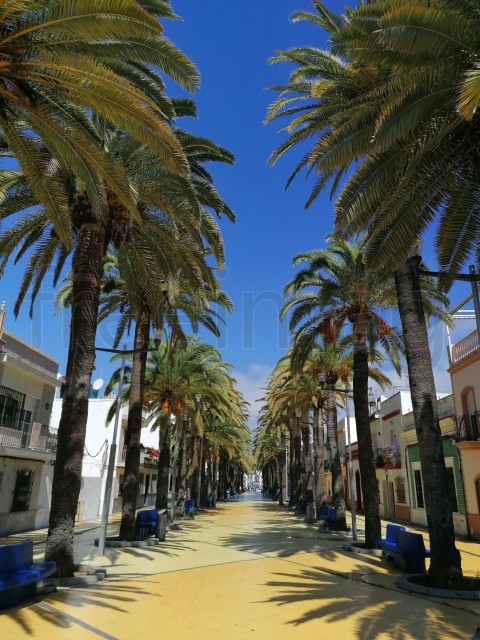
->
[1, 494, 479, 639]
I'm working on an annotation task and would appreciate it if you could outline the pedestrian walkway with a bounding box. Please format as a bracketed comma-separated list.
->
[1, 494, 479, 639]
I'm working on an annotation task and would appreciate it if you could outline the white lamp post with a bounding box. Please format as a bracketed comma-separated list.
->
[97, 345, 127, 556]
[344, 384, 357, 541]
[195, 393, 202, 507]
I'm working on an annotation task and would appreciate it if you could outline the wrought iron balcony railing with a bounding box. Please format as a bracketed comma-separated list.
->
[0, 421, 57, 453]
[455, 412, 480, 442]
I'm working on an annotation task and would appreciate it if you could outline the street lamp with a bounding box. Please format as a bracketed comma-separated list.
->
[343, 384, 357, 541]
[97, 344, 127, 556]
[195, 393, 203, 507]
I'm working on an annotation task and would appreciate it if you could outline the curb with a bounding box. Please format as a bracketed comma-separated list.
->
[39, 567, 107, 590]
[397, 575, 480, 601]
[94, 537, 160, 548]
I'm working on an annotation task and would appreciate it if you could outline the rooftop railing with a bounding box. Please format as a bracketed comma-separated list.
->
[450, 330, 479, 366]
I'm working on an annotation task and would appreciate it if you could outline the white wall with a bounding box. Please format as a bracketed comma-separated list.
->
[0, 456, 53, 535]
[51, 398, 162, 519]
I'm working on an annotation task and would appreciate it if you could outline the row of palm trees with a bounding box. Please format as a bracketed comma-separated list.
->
[105, 335, 251, 527]
[255, 235, 446, 538]
[0, 1, 250, 576]
[261, 0, 480, 584]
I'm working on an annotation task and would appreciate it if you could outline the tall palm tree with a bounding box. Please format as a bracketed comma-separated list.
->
[0, 15, 207, 575]
[93, 123, 235, 540]
[0, 0, 196, 245]
[282, 236, 404, 546]
[140, 335, 248, 514]
[301, 337, 352, 528]
[267, 0, 464, 580]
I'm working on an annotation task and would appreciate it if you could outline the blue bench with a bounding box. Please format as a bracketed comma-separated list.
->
[384, 530, 430, 574]
[318, 505, 336, 528]
[134, 508, 157, 539]
[183, 499, 199, 516]
[0, 539, 56, 609]
[295, 498, 307, 515]
[376, 523, 406, 554]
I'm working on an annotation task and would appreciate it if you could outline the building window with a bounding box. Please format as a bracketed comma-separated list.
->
[414, 469, 424, 508]
[0, 386, 26, 430]
[11, 469, 34, 512]
[395, 477, 406, 504]
[446, 467, 458, 512]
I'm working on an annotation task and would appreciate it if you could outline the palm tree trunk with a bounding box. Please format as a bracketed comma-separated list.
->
[119, 312, 149, 540]
[155, 416, 171, 510]
[313, 406, 326, 512]
[292, 414, 303, 505]
[353, 316, 382, 549]
[325, 387, 347, 530]
[394, 259, 462, 581]
[279, 428, 287, 506]
[189, 430, 200, 504]
[352, 316, 381, 548]
[211, 456, 218, 507]
[176, 416, 188, 506]
[199, 453, 207, 505]
[288, 421, 295, 504]
[45, 222, 105, 577]
[301, 411, 314, 505]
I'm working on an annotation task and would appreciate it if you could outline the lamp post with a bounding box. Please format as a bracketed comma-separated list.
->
[195, 393, 203, 507]
[343, 384, 357, 541]
[169, 414, 178, 523]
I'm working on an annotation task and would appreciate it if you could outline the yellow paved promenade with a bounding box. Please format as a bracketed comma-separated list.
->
[1, 494, 479, 639]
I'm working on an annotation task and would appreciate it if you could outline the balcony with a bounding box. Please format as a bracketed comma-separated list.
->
[450, 330, 479, 366]
[0, 421, 57, 453]
[374, 447, 401, 469]
[455, 412, 480, 442]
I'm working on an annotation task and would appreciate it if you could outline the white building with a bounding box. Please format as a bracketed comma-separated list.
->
[51, 393, 160, 521]
[0, 310, 61, 535]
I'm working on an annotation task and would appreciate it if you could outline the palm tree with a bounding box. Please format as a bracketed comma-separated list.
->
[1, 90, 234, 567]
[266, 362, 308, 507]
[282, 236, 404, 546]
[301, 337, 352, 528]
[94, 124, 235, 540]
[0, 0, 196, 246]
[267, 0, 464, 580]
[141, 336, 248, 514]
[0, 19, 211, 575]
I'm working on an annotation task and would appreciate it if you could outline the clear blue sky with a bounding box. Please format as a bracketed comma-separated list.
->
[0, 1, 475, 425]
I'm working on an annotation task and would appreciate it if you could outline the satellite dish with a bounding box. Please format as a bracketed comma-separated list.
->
[92, 378, 104, 391]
